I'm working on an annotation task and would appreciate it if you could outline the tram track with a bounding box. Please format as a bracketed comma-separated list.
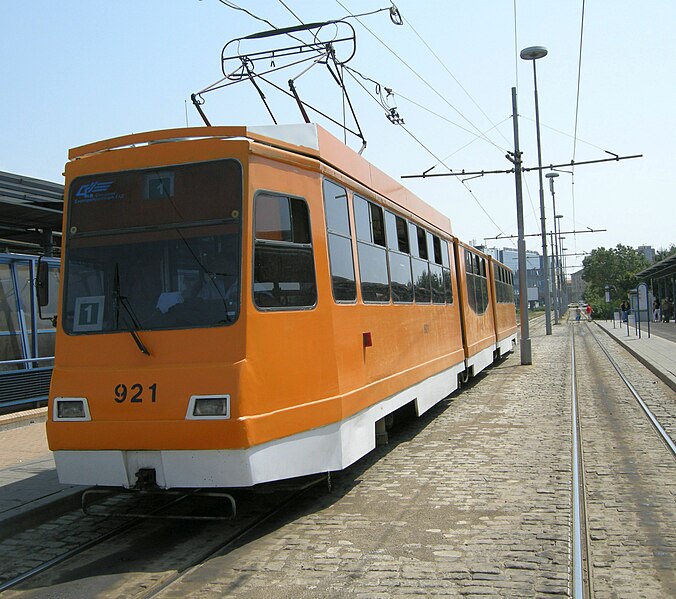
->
[569, 321, 676, 598]
[0, 475, 327, 597]
[586, 323, 675, 456]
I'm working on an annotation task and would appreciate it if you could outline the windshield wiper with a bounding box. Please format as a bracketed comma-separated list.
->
[113, 264, 151, 356]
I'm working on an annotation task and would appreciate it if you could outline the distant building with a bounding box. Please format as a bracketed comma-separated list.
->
[637, 245, 655, 263]
[473, 244, 545, 308]
[570, 268, 587, 303]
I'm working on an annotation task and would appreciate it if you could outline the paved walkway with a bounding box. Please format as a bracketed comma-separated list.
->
[0, 408, 83, 537]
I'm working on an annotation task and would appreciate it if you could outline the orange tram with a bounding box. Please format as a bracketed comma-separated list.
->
[44, 124, 517, 489]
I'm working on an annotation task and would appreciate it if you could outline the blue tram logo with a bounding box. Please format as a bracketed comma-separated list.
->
[75, 181, 114, 201]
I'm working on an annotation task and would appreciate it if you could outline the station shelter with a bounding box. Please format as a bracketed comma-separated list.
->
[0, 171, 62, 410]
[636, 252, 676, 320]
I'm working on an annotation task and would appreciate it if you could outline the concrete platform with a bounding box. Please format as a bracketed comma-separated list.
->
[0, 408, 84, 539]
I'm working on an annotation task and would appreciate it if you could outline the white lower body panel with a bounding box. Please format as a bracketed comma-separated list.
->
[54, 360, 464, 489]
[496, 333, 517, 356]
[466, 344, 496, 377]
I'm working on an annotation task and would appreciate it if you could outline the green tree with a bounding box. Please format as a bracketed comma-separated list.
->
[654, 244, 676, 263]
[581, 244, 649, 318]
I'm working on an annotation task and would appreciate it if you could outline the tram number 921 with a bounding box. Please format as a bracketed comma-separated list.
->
[114, 383, 158, 404]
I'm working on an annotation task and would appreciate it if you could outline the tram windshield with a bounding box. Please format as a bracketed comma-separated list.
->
[63, 160, 242, 334]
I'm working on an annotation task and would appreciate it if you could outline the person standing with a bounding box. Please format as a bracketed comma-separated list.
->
[663, 297, 673, 323]
[653, 298, 661, 322]
[585, 304, 592, 321]
[620, 300, 629, 323]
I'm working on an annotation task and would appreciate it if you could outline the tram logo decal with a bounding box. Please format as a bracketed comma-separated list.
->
[74, 181, 124, 203]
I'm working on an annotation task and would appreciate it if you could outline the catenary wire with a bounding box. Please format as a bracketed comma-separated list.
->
[399, 9, 512, 148]
[334, 0, 508, 156]
[571, 0, 586, 255]
[343, 67, 512, 242]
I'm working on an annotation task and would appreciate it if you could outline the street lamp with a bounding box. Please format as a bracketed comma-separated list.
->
[520, 45, 552, 335]
[546, 172, 561, 324]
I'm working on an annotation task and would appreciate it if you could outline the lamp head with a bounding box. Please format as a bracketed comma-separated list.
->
[520, 46, 548, 60]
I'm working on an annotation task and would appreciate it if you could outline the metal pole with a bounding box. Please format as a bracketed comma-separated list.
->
[550, 231, 559, 324]
[554, 232, 560, 323]
[511, 87, 532, 365]
[546, 174, 562, 324]
[558, 231, 566, 308]
[532, 60, 552, 335]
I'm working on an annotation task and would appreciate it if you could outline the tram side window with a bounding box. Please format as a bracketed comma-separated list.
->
[407, 224, 428, 302]
[465, 250, 488, 314]
[477, 257, 488, 313]
[442, 240, 453, 304]
[385, 210, 413, 303]
[495, 265, 515, 304]
[253, 193, 317, 309]
[354, 195, 390, 303]
[429, 233, 444, 304]
[465, 250, 476, 312]
[323, 179, 356, 302]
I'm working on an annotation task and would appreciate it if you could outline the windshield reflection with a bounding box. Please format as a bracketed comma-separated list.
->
[64, 228, 240, 334]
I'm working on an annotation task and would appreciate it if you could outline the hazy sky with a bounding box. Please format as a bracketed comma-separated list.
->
[1, 1, 673, 272]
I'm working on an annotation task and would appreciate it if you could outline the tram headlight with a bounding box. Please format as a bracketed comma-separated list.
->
[54, 397, 91, 421]
[187, 395, 230, 419]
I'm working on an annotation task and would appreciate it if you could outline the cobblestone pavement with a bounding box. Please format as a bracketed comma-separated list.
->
[574, 325, 676, 598]
[158, 326, 574, 598]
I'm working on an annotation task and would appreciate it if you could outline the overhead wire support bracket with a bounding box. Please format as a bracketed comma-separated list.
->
[484, 228, 607, 241]
[461, 172, 484, 185]
[401, 153, 643, 179]
[190, 94, 212, 127]
[324, 53, 367, 154]
[244, 60, 278, 124]
[288, 78, 311, 123]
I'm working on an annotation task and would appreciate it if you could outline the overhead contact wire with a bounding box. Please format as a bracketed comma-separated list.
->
[343, 66, 510, 240]
[400, 11, 512, 147]
[334, 0, 507, 155]
[571, 0, 586, 253]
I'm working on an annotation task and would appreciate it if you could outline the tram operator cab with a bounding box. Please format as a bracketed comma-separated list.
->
[44, 124, 515, 490]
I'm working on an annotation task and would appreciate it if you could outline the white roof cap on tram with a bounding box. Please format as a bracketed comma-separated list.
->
[247, 123, 320, 151]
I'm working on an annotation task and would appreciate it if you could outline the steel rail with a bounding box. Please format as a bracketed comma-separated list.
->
[570, 326, 586, 598]
[139, 475, 327, 599]
[0, 504, 142, 592]
[587, 323, 676, 456]
[0, 492, 191, 592]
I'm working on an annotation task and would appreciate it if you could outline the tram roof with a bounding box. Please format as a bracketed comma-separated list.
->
[0, 171, 63, 254]
[69, 124, 453, 237]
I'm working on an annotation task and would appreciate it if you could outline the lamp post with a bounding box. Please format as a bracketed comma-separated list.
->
[520, 45, 552, 335]
[545, 172, 560, 324]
